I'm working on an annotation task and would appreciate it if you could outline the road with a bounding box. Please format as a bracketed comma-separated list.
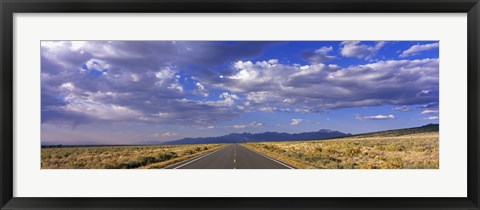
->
[164, 144, 294, 169]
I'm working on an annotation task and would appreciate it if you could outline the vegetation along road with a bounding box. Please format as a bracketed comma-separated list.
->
[41, 125, 438, 169]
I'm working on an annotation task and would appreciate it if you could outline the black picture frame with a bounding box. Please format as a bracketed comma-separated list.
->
[1, 0, 479, 209]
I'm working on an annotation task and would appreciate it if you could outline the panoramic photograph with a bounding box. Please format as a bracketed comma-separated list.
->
[41, 41, 439, 169]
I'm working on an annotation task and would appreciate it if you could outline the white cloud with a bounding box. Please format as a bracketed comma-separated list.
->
[152, 112, 172, 118]
[229, 61, 261, 81]
[302, 46, 336, 63]
[195, 82, 208, 97]
[152, 132, 178, 138]
[41, 41, 439, 130]
[400, 42, 439, 58]
[196, 82, 205, 90]
[232, 124, 247, 129]
[182, 91, 241, 110]
[154, 67, 184, 92]
[246, 91, 282, 104]
[417, 90, 432, 96]
[161, 132, 177, 137]
[60, 82, 75, 91]
[84, 58, 110, 72]
[423, 116, 439, 120]
[168, 83, 184, 92]
[41, 41, 68, 52]
[215, 58, 438, 113]
[283, 98, 296, 104]
[218, 92, 239, 106]
[316, 46, 333, 54]
[155, 67, 176, 80]
[70, 41, 86, 53]
[247, 91, 268, 103]
[130, 74, 140, 82]
[62, 94, 141, 121]
[291, 119, 302, 125]
[393, 106, 411, 112]
[41, 41, 283, 128]
[259, 107, 274, 112]
[232, 121, 264, 129]
[356, 114, 395, 120]
[420, 110, 439, 114]
[207, 121, 264, 129]
[340, 41, 385, 60]
[91, 42, 141, 59]
[419, 102, 439, 115]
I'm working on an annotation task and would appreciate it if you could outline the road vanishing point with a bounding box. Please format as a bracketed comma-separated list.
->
[163, 144, 295, 169]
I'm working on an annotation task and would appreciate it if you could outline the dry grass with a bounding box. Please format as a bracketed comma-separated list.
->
[242, 132, 439, 169]
[41, 144, 225, 169]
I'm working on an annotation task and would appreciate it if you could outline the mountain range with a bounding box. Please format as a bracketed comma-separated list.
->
[162, 129, 351, 145]
[42, 124, 439, 147]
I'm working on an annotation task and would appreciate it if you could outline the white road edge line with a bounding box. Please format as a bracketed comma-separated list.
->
[240, 145, 295, 169]
[171, 146, 227, 169]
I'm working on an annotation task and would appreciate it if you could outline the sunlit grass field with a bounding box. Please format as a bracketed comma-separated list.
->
[42, 124, 439, 169]
[41, 144, 225, 169]
[243, 132, 439, 169]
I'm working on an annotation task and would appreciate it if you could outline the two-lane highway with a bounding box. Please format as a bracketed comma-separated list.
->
[164, 144, 294, 169]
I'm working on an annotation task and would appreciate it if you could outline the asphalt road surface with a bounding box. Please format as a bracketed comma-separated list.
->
[164, 144, 294, 169]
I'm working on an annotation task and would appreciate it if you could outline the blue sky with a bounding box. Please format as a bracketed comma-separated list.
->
[41, 41, 439, 145]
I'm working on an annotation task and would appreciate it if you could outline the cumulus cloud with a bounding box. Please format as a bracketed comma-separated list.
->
[418, 102, 439, 120]
[41, 41, 438, 130]
[232, 121, 264, 129]
[291, 119, 302, 125]
[400, 42, 439, 58]
[301, 46, 335, 63]
[195, 82, 208, 97]
[422, 116, 439, 120]
[154, 67, 184, 92]
[153, 132, 178, 137]
[212, 58, 438, 113]
[355, 114, 395, 120]
[60, 82, 75, 91]
[419, 102, 439, 115]
[246, 91, 283, 104]
[62, 92, 142, 121]
[340, 41, 385, 60]
[417, 89, 432, 97]
[42, 41, 281, 127]
[84, 58, 110, 73]
[206, 121, 264, 129]
[420, 110, 439, 114]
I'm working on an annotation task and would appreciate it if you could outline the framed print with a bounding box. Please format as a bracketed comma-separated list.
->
[1, 0, 479, 209]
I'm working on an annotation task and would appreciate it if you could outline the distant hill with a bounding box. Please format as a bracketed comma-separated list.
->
[164, 129, 351, 145]
[42, 140, 102, 147]
[42, 124, 439, 147]
[350, 124, 439, 138]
